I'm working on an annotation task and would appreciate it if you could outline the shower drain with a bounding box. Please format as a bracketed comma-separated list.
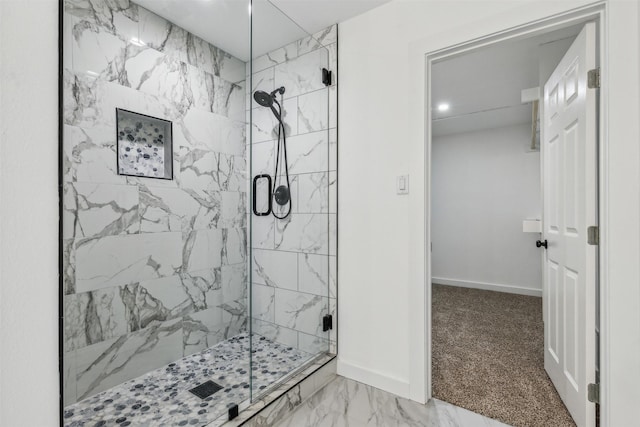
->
[188, 380, 223, 399]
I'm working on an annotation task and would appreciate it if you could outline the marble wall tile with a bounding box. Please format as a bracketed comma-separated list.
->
[138, 7, 188, 64]
[329, 128, 337, 172]
[274, 49, 327, 99]
[75, 232, 183, 293]
[329, 214, 337, 256]
[298, 253, 329, 296]
[222, 228, 247, 265]
[252, 319, 298, 349]
[252, 284, 276, 322]
[139, 185, 216, 232]
[251, 140, 275, 175]
[297, 25, 337, 56]
[75, 318, 183, 400]
[64, 289, 128, 352]
[286, 131, 329, 175]
[275, 214, 329, 255]
[222, 263, 248, 303]
[72, 182, 140, 238]
[183, 305, 225, 356]
[252, 67, 275, 100]
[251, 97, 298, 143]
[298, 89, 329, 134]
[220, 192, 247, 228]
[297, 172, 330, 214]
[184, 228, 223, 272]
[180, 108, 245, 155]
[251, 42, 298, 74]
[328, 171, 337, 214]
[63, 125, 125, 184]
[298, 332, 329, 355]
[329, 256, 337, 299]
[274, 288, 328, 336]
[179, 268, 222, 311]
[252, 249, 297, 290]
[65, 0, 139, 42]
[251, 215, 275, 250]
[63, 351, 77, 407]
[63, 239, 77, 295]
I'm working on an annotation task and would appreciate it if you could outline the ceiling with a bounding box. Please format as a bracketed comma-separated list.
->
[431, 25, 583, 137]
[134, 0, 390, 61]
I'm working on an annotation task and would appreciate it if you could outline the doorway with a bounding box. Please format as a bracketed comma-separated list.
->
[428, 16, 600, 427]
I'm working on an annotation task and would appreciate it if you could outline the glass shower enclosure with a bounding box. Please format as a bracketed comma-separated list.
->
[61, 0, 336, 425]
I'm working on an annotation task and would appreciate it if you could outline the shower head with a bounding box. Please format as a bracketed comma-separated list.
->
[253, 87, 286, 108]
[253, 90, 274, 108]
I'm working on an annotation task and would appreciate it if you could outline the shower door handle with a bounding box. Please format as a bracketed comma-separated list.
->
[253, 174, 272, 216]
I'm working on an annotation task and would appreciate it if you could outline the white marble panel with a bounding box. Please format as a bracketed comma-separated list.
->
[329, 256, 337, 299]
[274, 288, 328, 336]
[297, 25, 337, 56]
[251, 140, 275, 175]
[222, 263, 247, 303]
[179, 268, 222, 311]
[65, 0, 139, 42]
[251, 215, 275, 249]
[65, 70, 178, 130]
[70, 16, 128, 79]
[251, 97, 297, 143]
[251, 67, 275, 101]
[297, 172, 329, 214]
[182, 305, 225, 356]
[138, 7, 188, 64]
[220, 192, 246, 229]
[72, 182, 139, 238]
[286, 131, 329, 175]
[252, 284, 276, 322]
[139, 185, 218, 232]
[252, 249, 297, 290]
[329, 128, 337, 172]
[75, 232, 183, 293]
[181, 108, 245, 155]
[328, 171, 337, 214]
[125, 47, 188, 103]
[185, 228, 223, 272]
[252, 42, 297, 74]
[329, 214, 337, 256]
[223, 228, 247, 265]
[64, 288, 128, 352]
[298, 89, 329, 134]
[63, 125, 125, 184]
[274, 48, 327, 99]
[63, 239, 77, 295]
[298, 332, 329, 355]
[298, 253, 329, 297]
[275, 214, 329, 255]
[329, 84, 337, 129]
[252, 319, 298, 349]
[75, 318, 183, 401]
[63, 350, 77, 407]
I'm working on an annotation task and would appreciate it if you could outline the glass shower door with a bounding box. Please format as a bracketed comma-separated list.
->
[249, 0, 333, 401]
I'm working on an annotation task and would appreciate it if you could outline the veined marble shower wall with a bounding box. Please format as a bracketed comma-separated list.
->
[249, 25, 338, 358]
[62, 0, 247, 406]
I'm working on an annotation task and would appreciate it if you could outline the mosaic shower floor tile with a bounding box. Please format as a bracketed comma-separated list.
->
[64, 333, 314, 427]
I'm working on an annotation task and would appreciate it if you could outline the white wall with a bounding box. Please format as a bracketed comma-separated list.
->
[432, 124, 542, 295]
[0, 0, 60, 425]
[338, 1, 640, 425]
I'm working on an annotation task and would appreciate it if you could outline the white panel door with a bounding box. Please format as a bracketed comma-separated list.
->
[542, 22, 597, 427]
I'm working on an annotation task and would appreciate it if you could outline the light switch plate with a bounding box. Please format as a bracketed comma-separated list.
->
[397, 175, 409, 195]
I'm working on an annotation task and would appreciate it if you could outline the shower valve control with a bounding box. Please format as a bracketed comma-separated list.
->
[397, 175, 409, 195]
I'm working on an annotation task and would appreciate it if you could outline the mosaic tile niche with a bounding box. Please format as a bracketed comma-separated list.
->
[62, 0, 247, 406]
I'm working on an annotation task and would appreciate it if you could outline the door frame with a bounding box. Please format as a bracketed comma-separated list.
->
[421, 2, 606, 423]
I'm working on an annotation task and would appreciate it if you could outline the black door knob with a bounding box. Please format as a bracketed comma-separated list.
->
[536, 239, 548, 249]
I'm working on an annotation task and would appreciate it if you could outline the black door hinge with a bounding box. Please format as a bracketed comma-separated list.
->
[322, 314, 333, 332]
[228, 404, 239, 420]
[322, 68, 332, 86]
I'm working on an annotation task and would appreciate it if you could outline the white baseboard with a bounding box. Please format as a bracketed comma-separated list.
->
[432, 277, 542, 297]
[337, 358, 411, 399]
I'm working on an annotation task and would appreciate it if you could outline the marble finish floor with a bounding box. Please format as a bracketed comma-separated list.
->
[64, 333, 313, 427]
[273, 376, 511, 427]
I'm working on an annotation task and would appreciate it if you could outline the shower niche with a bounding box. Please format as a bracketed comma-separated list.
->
[60, 0, 337, 425]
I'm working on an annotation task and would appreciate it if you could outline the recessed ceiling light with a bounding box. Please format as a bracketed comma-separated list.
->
[437, 103, 450, 112]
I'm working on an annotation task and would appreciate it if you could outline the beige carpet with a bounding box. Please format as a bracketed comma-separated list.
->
[432, 284, 575, 427]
